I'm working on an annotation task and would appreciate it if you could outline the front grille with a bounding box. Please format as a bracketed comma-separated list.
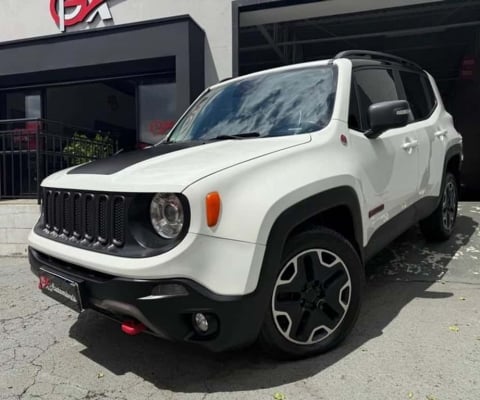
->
[42, 189, 127, 248]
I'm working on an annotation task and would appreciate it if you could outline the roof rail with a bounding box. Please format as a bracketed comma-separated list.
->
[219, 76, 233, 83]
[334, 50, 422, 71]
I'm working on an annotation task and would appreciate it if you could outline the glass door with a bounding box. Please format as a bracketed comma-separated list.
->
[137, 77, 176, 145]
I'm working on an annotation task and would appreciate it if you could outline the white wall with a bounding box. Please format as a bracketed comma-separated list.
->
[0, 0, 235, 85]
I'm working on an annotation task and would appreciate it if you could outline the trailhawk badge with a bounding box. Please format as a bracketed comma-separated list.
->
[50, 0, 114, 32]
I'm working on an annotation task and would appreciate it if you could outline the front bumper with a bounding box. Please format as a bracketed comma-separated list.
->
[28, 230, 266, 296]
[29, 248, 267, 352]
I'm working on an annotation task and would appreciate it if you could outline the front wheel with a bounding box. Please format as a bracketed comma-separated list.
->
[259, 228, 363, 359]
[420, 172, 458, 241]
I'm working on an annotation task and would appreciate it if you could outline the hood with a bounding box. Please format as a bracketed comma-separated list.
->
[42, 135, 311, 193]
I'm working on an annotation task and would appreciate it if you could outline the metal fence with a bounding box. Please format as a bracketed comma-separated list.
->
[0, 118, 118, 201]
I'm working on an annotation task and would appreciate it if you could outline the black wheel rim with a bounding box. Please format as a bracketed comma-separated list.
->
[442, 180, 457, 232]
[272, 249, 351, 345]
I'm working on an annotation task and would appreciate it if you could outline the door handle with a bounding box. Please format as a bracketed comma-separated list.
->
[402, 139, 418, 151]
[435, 129, 447, 139]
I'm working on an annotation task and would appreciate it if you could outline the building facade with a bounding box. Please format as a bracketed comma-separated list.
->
[0, 0, 479, 200]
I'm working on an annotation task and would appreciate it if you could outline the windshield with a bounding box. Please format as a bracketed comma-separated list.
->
[167, 66, 336, 143]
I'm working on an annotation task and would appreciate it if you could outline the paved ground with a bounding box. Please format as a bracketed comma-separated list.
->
[1, 203, 480, 400]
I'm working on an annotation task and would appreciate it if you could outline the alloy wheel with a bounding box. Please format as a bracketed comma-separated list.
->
[272, 249, 351, 345]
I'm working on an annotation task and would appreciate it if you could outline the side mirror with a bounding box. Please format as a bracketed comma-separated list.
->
[366, 100, 411, 139]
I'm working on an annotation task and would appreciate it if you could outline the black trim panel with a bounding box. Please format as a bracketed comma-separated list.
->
[443, 143, 463, 184]
[68, 142, 204, 175]
[263, 186, 363, 263]
[364, 196, 440, 261]
[29, 247, 266, 352]
[364, 202, 417, 262]
[431, 142, 462, 213]
[268, 187, 363, 254]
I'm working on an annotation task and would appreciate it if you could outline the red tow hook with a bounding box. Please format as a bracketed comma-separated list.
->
[121, 320, 146, 336]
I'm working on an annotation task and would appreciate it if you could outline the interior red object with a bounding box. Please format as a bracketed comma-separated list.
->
[460, 56, 476, 80]
[121, 320, 146, 336]
[135, 142, 151, 150]
[13, 120, 42, 150]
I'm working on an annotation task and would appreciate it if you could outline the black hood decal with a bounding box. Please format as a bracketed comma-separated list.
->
[68, 142, 203, 175]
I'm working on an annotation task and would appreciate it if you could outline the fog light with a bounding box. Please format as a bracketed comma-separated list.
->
[194, 313, 209, 333]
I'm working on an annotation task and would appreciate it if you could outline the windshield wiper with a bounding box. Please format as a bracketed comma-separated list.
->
[211, 132, 261, 141]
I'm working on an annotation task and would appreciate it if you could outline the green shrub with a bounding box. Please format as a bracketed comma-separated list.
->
[63, 132, 114, 166]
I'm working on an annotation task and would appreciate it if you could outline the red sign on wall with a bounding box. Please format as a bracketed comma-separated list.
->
[50, 0, 113, 32]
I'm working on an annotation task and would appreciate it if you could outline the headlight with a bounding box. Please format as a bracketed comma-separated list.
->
[150, 193, 184, 239]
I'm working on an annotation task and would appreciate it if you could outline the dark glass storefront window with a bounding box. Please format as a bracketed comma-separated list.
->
[0, 91, 42, 120]
[46, 81, 136, 150]
[138, 79, 176, 145]
[0, 90, 43, 150]
[0, 91, 43, 198]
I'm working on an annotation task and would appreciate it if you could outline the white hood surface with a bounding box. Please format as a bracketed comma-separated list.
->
[43, 135, 311, 193]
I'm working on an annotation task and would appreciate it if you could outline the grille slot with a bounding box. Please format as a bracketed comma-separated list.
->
[98, 196, 108, 244]
[85, 195, 95, 241]
[53, 191, 61, 233]
[73, 193, 82, 238]
[112, 197, 126, 246]
[44, 190, 52, 230]
[42, 189, 126, 248]
[62, 192, 71, 235]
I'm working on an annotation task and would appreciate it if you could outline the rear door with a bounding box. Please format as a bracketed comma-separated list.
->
[397, 70, 444, 200]
[348, 67, 419, 242]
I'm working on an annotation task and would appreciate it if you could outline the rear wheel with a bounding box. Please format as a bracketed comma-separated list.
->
[259, 228, 363, 359]
[420, 172, 458, 241]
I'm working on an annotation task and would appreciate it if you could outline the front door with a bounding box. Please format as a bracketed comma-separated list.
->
[348, 67, 419, 243]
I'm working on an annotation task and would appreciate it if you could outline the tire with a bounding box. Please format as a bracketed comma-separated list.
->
[259, 228, 364, 360]
[420, 172, 458, 242]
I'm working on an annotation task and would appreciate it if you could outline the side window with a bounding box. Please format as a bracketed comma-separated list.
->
[400, 71, 431, 121]
[354, 68, 400, 131]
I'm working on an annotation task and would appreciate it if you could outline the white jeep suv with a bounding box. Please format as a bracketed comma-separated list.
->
[29, 50, 462, 359]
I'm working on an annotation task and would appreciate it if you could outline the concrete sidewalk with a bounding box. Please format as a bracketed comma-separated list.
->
[1, 204, 479, 400]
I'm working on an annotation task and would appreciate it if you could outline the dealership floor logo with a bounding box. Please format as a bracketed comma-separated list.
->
[50, 0, 114, 32]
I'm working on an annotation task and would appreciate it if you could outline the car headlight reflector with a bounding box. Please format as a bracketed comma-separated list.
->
[150, 193, 184, 239]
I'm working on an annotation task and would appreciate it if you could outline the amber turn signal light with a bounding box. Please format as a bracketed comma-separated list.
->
[206, 192, 221, 227]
